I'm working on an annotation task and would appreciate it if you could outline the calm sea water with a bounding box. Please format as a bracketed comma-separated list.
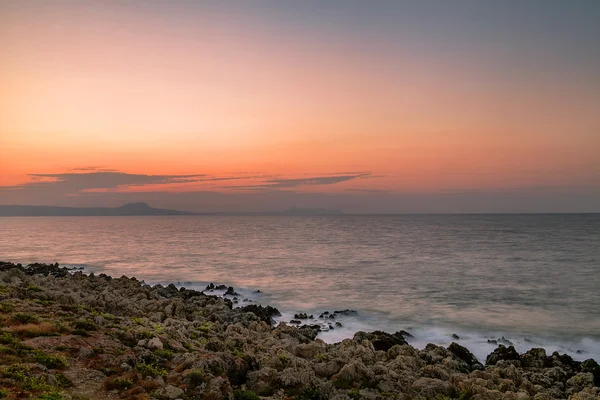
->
[1, 214, 599, 361]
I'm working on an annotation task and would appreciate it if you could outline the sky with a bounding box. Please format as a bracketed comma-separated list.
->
[1, 0, 599, 213]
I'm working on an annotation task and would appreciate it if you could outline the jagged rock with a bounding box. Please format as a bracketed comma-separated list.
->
[486, 345, 520, 365]
[239, 304, 281, 325]
[448, 342, 483, 370]
[353, 330, 408, 351]
[225, 286, 238, 296]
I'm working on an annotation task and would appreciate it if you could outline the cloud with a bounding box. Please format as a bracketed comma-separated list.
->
[265, 173, 370, 188]
[0, 170, 372, 199]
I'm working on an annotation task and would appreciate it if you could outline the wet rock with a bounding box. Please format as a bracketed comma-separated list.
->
[206, 283, 215, 290]
[353, 330, 408, 352]
[486, 345, 520, 366]
[290, 319, 301, 324]
[294, 313, 311, 319]
[452, 333, 460, 340]
[333, 309, 358, 316]
[239, 304, 281, 325]
[448, 342, 483, 370]
[335, 322, 343, 327]
[498, 336, 514, 346]
[225, 286, 238, 296]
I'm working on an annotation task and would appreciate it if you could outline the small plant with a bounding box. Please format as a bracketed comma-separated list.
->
[198, 321, 212, 333]
[187, 368, 205, 388]
[136, 329, 153, 340]
[153, 349, 173, 360]
[26, 285, 43, 292]
[35, 392, 64, 400]
[135, 362, 167, 378]
[34, 299, 54, 306]
[0, 284, 7, 294]
[234, 389, 261, 400]
[104, 376, 134, 391]
[12, 313, 39, 324]
[54, 373, 72, 388]
[0, 302, 14, 313]
[0, 388, 8, 398]
[34, 351, 69, 369]
[73, 319, 97, 331]
[72, 329, 90, 337]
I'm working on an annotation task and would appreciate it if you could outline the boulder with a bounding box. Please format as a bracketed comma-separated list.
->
[353, 330, 408, 352]
[486, 345, 520, 366]
[448, 342, 482, 370]
[154, 384, 184, 399]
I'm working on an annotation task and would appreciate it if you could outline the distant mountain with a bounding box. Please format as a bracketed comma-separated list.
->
[0, 202, 196, 216]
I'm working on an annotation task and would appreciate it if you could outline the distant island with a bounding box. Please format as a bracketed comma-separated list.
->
[0, 202, 196, 216]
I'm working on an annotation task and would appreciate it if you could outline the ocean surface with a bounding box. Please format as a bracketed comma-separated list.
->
[1, 214, 599, 362]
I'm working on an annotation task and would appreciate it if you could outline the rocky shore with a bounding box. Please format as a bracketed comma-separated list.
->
[0, 262, 598, 400]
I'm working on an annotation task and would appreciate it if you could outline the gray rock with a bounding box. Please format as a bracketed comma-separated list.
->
[154, 384, 184, 399]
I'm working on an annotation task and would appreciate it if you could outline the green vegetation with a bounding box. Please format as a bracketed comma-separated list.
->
[187, 368, 205, 388]
[73, 319, 97, 331]
[34, 351, 69, 369]
[26, 285, 43, 292]
[135, 362, 167, 378]
[104, 376, 134, 391]
[12, 312, 39, 324]
[0, 301, 14, 313]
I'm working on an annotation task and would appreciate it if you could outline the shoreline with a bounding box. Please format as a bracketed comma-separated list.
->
[0, 261, 598, 400]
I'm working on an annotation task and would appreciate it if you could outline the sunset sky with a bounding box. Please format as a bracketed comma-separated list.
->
[1, 0, 599, 212]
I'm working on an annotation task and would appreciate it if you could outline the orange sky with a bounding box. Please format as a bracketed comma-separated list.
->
[1, 1, 599, 206]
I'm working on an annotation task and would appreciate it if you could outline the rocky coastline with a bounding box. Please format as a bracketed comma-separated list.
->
[0, 261, 598, 400]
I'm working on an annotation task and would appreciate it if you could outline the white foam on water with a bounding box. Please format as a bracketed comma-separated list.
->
[115, 277, 600, 363]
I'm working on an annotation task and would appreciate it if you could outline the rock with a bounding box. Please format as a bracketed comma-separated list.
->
[335, 322, 343, 327]
[154, 384, 185, 399]
[204, 376, 232, 400]
[353, 330, 408, 351]
[294, 313, 310, 319]
[225, 286, 238, 296]
[206, 283, 215, 290]
[486, 345, 520, 365]
[333, 309, 358, 316]
[412, 377, 454, 398]
[77, 346, 95, 360]
[239, 304, 281, 325]
[580, 358, 600, 386]
[498, 336, 514, 346]
[452, 333, 460, 340]
[290, 319, 301, 324]
[488, 339, 498, 345]
[566, 373, 595, 395]
[147, 337, 163, 350]
[521, 348, 549, 369]
[448, 342, 482, 370]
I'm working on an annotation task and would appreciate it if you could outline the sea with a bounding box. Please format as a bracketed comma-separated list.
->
[1, 214, 599, 362]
